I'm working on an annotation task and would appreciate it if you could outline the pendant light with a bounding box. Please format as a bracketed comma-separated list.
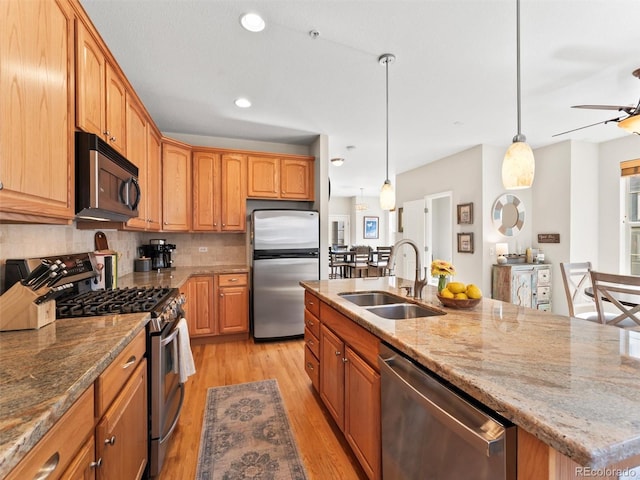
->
[502, 0, 535, 190]
[379, 53, 396, 210]
[356, 188, 368, 212]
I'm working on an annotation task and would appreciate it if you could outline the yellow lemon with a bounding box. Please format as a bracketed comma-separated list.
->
[466, 284, 483, 299]
[447, 282, 466, 294]
[455, 292, 469, 300]
[440, 288, 454, 298]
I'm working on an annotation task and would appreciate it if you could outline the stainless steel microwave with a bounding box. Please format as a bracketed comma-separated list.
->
[75, 132, 140, 222]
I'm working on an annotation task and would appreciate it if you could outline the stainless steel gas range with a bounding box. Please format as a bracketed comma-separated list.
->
[5, 252, 188, 478]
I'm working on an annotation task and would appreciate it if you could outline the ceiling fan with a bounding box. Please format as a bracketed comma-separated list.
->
[553, 68, 640, 137]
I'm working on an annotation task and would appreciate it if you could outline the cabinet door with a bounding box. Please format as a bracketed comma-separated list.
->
[76, 20, 105, 138]
[320, 325, 345, 430]
[162, 141, 192, 231]
[192, 151, 221, 231]
[218, 285, 249, 334]
[512, 268, 535, 307]
[187, 276, 215, 336]
[281, 158, 313, 200]
[96, 360, 147, 480]
[146, 127, 162, 230]
[0, 0, 74, 221]
[247, 156, 279, 198]
[220, 153, 247, 232]
[345, 347, 381, 480]
[62, 435, 96, 480]
[125, 99, 147, 229]
[105, 63, 127, 154]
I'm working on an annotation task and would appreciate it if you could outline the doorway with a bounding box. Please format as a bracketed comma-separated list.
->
[425, 191, 453, 285]
[329, 215, 350, 248]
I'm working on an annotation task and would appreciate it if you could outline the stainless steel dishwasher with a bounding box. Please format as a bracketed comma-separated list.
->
[378, 344, 516, 480]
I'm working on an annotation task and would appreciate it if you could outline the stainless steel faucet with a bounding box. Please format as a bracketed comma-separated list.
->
[388, 239, 428, 299]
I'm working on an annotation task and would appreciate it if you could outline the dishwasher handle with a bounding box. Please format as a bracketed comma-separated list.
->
[379, 352, 505, 457]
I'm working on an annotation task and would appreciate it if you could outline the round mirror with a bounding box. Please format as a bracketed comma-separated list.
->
[492, 194, 525, 236]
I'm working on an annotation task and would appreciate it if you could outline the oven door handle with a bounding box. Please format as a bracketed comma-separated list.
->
[160, 325, 180, 347]
[159, 383, 185, 444]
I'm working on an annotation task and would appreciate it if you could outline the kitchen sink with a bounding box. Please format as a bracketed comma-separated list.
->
[338, 291, 406, 307]
[366, 303, 444, 320]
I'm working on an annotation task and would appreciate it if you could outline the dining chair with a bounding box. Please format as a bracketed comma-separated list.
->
[369, 246, 393, 276]
[347, 246, 371, 278]
[329, 247, 349, 279]
[560, 262, 600, 321]
[589, 271, 640, 328]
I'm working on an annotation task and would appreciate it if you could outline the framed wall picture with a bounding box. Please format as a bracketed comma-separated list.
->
[363, 216, 379, 239]
[457, 232, 474, 253]
[457, 203, 473, 225]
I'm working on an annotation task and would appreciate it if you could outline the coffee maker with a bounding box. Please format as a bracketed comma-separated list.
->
[139, 239, 176, 270]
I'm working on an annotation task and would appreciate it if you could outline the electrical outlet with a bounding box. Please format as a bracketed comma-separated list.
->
[489, 247, 495, 256]
[199, 247, 208, 253]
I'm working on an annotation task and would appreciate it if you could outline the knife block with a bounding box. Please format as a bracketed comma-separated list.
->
[0, 282, 56, 331]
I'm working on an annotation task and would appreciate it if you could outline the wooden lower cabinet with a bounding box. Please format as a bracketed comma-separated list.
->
[316, 302, 381, 480]
[62, 435, 97, 480]
[185, 273, 249, 339]
[96, 359, 147, 480]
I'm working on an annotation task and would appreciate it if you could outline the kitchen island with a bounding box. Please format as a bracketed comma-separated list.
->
[301, 277, 640, 476]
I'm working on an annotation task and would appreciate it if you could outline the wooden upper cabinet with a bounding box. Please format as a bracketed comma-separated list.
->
[0, 0, 75, 223]
[146, 127, 162, 230]
[76, 20, 126, 155]
[281, 158, 314, 200]
[247, 156, 279, 198]
[247, 155, 314, 201]
[161, 139, 192, 231]
[124, 98, 147, 230]
[221, 153, 247, 232]
[192, 150, 221, 231]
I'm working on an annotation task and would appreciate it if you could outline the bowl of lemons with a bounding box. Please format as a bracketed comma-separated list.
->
[437, 281, 482, 309]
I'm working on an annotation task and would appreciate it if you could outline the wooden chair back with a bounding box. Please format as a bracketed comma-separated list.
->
[589, 271, 640, 327]
[560, 262, 597, 318]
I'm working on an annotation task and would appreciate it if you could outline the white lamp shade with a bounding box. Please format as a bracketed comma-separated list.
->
[496, 243, 509, 256]
[619, 115, 640, 135]
[330, 157, 345, 166]
[380, 180, 395, 210]
[502, 141, 535, 189]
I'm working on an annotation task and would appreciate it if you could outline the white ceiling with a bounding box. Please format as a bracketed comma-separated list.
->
[80, 0, 640, 198]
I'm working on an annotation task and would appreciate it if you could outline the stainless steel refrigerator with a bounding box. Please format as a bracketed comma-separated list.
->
[251, 209, 319, 340]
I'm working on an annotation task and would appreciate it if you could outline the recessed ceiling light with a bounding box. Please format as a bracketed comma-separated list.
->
[234, 98, 252, 108]
[240, 13, 265, 32]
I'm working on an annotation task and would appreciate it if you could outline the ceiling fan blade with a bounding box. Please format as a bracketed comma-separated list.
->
[572, 104, 635, 112]
[552, 117, 622, 137]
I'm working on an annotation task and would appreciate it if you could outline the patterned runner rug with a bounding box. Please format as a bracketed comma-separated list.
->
[195, 379, 308, 480]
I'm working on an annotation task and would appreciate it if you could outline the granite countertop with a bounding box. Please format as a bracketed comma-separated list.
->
[300, 277, 640, 470]
[0, 312, 149, 477]
[117, 264, 249, 289]
[0, 265, 249, 477]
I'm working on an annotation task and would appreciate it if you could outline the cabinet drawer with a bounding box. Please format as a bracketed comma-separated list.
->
[304, 345, 320, 390]
[5, 386, 94, 480]
[537, 268, 551, 285]
[305, 326, 320, 358]
[537, 286, 551, 302]
[304, 290, 320, 317]
[218, 273, 248, 287]
[537, 303, 551, 311]
[304, 309, 320, 338]
[95, 329, 145, 417]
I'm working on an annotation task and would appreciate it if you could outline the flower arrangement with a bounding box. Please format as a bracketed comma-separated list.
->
[430, 260, 456, 292]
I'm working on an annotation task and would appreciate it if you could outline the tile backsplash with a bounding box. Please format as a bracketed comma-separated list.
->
[0, 224, 248, 292]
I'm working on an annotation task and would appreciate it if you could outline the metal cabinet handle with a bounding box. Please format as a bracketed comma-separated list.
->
[342, 358, 348, 363]
[0, 181, 3, 190]
[306, 362, 314, 371]
[219, 293, 224, 297]
[103, 130, 110, 136]
[335, 351, 341, 356]
[35, 452, 59, 479]
[122, 355, 136, 369]
[90, 458, 103, 469]
[307, 320, 314, 326]
[307, 339, 314, 346]
[104, 435, 116, 446]
[222, 224, 226, 227]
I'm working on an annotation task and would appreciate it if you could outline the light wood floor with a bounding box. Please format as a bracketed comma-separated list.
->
[160, 338, 367, 480]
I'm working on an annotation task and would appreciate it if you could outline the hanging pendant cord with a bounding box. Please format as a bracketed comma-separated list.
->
[516, 0, 522, 137]
[385, 58, 390, 181]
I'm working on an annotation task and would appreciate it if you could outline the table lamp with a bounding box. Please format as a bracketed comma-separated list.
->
[496, 243, 509, 264]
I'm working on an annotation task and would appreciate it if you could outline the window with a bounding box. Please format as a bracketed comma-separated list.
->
[627, 175, 640, 274]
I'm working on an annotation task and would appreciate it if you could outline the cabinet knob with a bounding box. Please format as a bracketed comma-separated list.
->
[306, 362, 314, 371]
[104, 435, 116, 446]
[219, 293, 224, 297]
[103, 130, 110, 136]
[342, 358, 348, 363]
[0, 181, 3, 190]
[222, 224, 226, 227]
[307, 339, 314, 347]
[110, 136, 116, 142]
[335, 351, 341, 356]
[90, 458, 103, 469]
